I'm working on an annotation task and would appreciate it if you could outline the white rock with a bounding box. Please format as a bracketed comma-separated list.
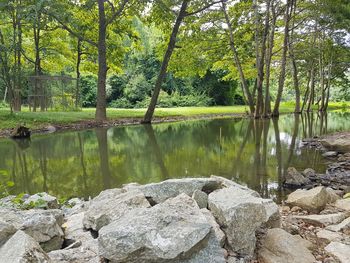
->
[83, 189, 150, 231]
[258, 228, 316, 263]
[292, 213, 350, 226]
[326, 217, 350, 232]
[325, 241, 350, 263]
[316, 229, 343, 242]
[0, 230, 51, 263]
[334, 199, 350, 211]
[200, 208, 226, 247]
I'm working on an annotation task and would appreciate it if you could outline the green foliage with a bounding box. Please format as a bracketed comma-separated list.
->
[80, 75, 97, 107]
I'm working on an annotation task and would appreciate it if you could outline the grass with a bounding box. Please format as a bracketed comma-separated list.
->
[0, 101, 349, 131]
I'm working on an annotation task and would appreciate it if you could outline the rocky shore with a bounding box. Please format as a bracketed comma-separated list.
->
[0, 132, 349, 263]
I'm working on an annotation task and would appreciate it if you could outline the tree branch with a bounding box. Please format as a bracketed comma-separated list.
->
[184, 0, 221, 17]
[106, 0, 129, 25]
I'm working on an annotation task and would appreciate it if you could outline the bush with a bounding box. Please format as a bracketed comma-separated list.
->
[80, 75, 97, 107]
[0, 102, 8, 108]
[109, 98, 134, 108]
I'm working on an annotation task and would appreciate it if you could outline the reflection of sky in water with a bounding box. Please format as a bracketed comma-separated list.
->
[0, 112, 350, 202]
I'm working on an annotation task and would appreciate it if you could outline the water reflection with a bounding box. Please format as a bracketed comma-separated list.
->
[1, 112, 350, 201]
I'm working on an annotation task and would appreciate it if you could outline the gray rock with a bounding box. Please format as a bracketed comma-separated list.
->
[322, 151, 338, 157]
[258, 228, 316, 263]
[286, 186, 330, 213]
[320, 134, 350, 153]
[284, 167, 310, 186]
[98, 193, 225, 263]
[0, 230, 51, 263]
[261, 199, 280, 228]
[192, 190, 208, 209]
[316, 229, 343, 243]
[63, 212, 92, 246]
[23, 192, 59, 209]
[302, 168, 316, 178]
[200, 208, 225, 247]
[208, 186, 269, 257]
[325, 241, 350, 263]
[292, 213, 350, 226]
[48, 247, 100, 263]
[210, 175, 260, 197]
[0, 220, 16, 246]
[21, 210, 64, 252]
[334, 198, 350, 211]
[326, 188, 341, 203]
[123, 178, 221, 204]
[83, 188, 150, 231]
[326, 217, 350, 232]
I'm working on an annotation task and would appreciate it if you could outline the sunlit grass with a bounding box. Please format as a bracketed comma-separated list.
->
[0, 102, 349, 130]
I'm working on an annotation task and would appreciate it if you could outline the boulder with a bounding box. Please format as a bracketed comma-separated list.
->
[21, 210, 64, 252]
[23, 192, 59, 209]
[98, 194, 225, 263]
[316, 229, 343, 243]
[284, 167, 310, 187]
[324, 241, 350, 263]
[322, 151, 338, 158]
[192, 190, 208, 209]
[320, 134, 350, 153]
[258, 228, 316, 263]
[286, 186, 330, 213]
[62, 212, 92, 246]
[48, 246, 100, 263]
[0, 220, 16, 246]
[326, 188, 341, 203]
[292, 213, 350, 226]
[200, 208, 225, 247]
[302, 168, 316, 178]
[83, 189, 150, 231]
[123, 178, 221, 204]
[208, 186, 273, 256]
[326, 217, 350, 232]
[210, 175, 260, 197]
[334, 198, 350, 211]
[0, 230, 50, 263]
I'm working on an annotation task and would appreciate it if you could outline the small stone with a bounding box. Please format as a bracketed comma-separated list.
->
[302, 168, 316, 178]
[322, 151, 338, 158]
[284, 167, 310, 187]
[291, 206, 302, 212]
[292, 213, 350, 227]
[281, 206, 290, 213]
[325, 241, 350, 263]
[23, 192, 59, 209]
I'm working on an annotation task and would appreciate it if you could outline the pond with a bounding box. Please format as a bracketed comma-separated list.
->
[1, 112, 350, 202]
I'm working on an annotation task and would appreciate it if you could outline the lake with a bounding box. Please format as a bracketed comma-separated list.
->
[1, 112, 350, 202]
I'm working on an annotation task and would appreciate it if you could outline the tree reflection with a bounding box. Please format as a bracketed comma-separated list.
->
[95, 128, 111, 189]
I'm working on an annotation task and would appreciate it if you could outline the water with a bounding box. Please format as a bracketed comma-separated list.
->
[1, 112, 350, 202]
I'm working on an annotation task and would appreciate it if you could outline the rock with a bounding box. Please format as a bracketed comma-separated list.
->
[123, 178, 221, 204]
[48, 247, 100, 263]
[21, 210, 64, 252]
[0, 230, 50, 263]
[334, 198, 350, 211]
[62, 212, 92, 246]
[325, 241, 350, 263]
[261, 199, 280, 228]
[208, 186, 271, 256]
[326, 217, 350, 232]
[320, 134, 350, 153]
[258, 228, 316, 263]
[302, 168, 316, 178]
[98, 193, 225, 263]
[83, 189, 150, 231]
[284, 167, 310, 187]
[316, 229, 343, 243]
[192, 190, 208, 209]
[0, 220, 16, 246]
[290, 206, 302, 213]
[326, 188, 341, 203]
[322, 151, 338, 158]
[10, 125, 31, 139]
[292, 235, 314, 250]
[292, 213, 350, 226]
[286, 186, 330, 213]
[23, 192, 59, 209]
[200, 208, 225, 247]
[210, 175, 260, 197]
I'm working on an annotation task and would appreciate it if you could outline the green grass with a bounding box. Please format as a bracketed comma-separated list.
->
[0, 102, 349, 130]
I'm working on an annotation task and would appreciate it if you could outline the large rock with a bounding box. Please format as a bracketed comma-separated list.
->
[292, 213, 350, 226]
[98, 194, 225, 263]
[320, 133, 350, 153]
[83, 189, 150, 231]
[62, 212, 92, 246]
[316, 229, 343, 243]
[48, 246, 100, 263]
[192, 190, 208, 209]
[286, 186, 331, 213]
[123, 178, 221, 204]
[326, 217, 350, 232]
[284, 167, 310, 187]
[210, 175, 260, 197]
[200, 208, 225, 247]
[23, 192, 59, 209]
[325, 241, 350, 263]
[258, 228, 316, 263]
[0, 220, 16, 246]
[334, 198, 350, 211]
[0, 230, 50, 263]
[208, 186, 276, 257]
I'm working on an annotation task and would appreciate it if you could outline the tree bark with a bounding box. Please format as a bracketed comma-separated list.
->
[75, 39, 82, 109]
[272, 0, 292, 117]
[95, 0, 108, 122]
[143, 0, 189, 123]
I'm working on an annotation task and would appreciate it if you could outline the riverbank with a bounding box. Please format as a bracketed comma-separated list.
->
[1, 102, 349, 138]
[1, 175, 349, 262]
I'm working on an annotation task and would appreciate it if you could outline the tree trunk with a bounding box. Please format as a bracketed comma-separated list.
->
[324, 53, 333, 112]
[75, 39, 82, 109]
[143, 0, 189, 123]
[272, 0, 292, 117]
[301, 68, 312, 112]
[95, 0, 108, 122]
[221, 0, 255, 114]
[13, 0, 22, 112]
[307, 66, 315, 112]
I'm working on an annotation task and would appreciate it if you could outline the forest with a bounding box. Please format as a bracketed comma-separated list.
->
[0, 0, 349, 123]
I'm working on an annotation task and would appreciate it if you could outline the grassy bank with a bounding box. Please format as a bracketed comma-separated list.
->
[0, 102, 349, 131]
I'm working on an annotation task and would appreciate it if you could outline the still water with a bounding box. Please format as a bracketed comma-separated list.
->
[1, 112, 350, 202]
